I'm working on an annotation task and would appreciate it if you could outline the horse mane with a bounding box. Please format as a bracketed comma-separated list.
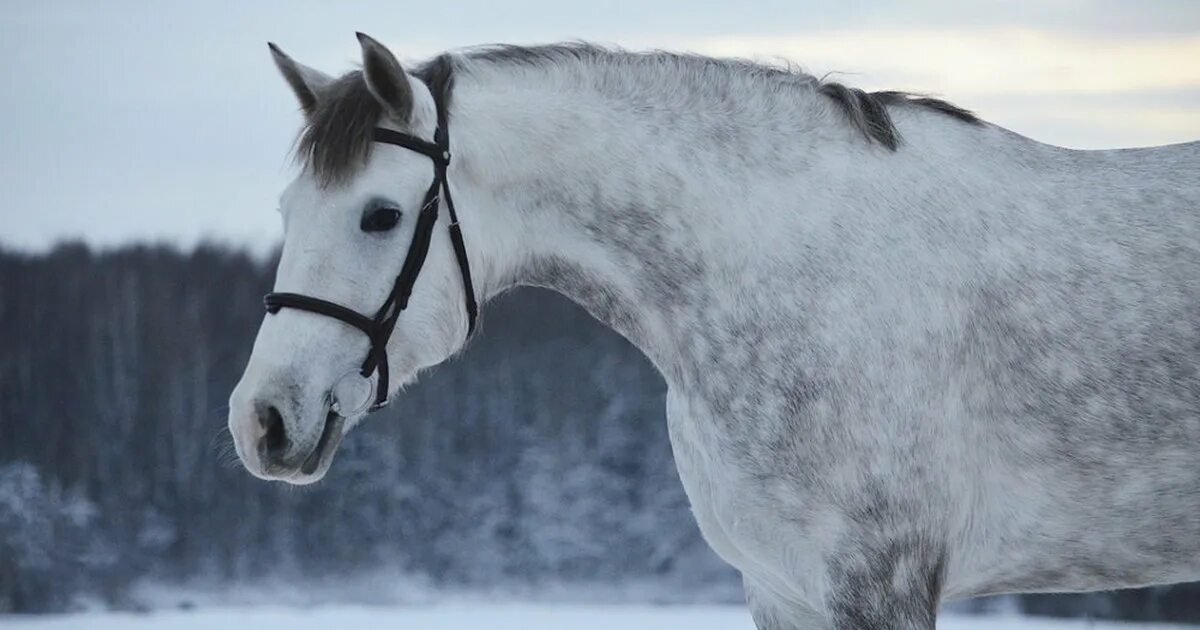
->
[459, 43, 980, 148]
[297, 42, 980, 186]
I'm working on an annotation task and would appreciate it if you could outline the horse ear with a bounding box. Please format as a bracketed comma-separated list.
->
[356, 32, 414, 123]
[268, 42, 333, 117]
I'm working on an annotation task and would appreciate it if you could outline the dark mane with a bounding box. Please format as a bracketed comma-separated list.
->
[298, 43, 980, 185]
[461, 43, 980, 149]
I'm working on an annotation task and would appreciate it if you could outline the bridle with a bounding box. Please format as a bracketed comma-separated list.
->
[263, 90, 477, 413]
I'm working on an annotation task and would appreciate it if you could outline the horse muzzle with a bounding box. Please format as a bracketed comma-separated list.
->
[228, 380, 352, 484]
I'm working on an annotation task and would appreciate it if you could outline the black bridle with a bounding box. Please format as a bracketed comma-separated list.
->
[263, 101, 478, 413]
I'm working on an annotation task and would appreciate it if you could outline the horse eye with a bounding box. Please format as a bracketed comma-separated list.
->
[360, 207, 402, 233]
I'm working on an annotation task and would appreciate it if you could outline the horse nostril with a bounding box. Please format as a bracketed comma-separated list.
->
[257, 405, 289, 460]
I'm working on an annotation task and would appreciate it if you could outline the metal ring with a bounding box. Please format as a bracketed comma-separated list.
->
[330, 370, 377, 417]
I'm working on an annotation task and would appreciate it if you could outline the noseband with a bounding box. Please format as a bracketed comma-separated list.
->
[263, 95, 478, 412]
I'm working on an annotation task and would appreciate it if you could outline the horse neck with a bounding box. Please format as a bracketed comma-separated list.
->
[447, 75, 758, 373]
[445, 64, 1000, 377]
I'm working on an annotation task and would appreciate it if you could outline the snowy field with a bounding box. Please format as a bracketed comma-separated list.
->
[1, 605, 1195, 630]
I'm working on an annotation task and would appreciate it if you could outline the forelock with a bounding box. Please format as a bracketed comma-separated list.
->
[294, 58, 455, 187]
[296, 71, 387, 187]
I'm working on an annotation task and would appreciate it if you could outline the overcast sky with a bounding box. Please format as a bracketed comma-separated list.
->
[2, 1, 1198, 252]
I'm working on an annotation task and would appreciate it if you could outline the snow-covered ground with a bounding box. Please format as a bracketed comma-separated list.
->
[0, 605, 1194, 629]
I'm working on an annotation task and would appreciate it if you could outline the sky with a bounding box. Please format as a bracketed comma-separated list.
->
[1, 1, 1198, 252]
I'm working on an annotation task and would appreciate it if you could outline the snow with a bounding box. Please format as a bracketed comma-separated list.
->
[0, 605, 1192, 630]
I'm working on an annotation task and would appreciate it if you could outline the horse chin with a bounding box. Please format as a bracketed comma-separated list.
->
[287, 411, 347, 485]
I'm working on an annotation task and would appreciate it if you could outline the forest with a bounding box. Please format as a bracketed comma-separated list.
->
[0, 243, 1197, 621]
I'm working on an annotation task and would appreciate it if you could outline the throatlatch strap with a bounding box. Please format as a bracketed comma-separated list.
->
[442, 181, 478, 334]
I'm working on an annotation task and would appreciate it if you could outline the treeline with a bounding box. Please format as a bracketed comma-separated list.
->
[0, 243, 733, 612]
[0, 243, 1196, 621]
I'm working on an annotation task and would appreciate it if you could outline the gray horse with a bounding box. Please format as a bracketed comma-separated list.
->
[228, 34, 1200, 629]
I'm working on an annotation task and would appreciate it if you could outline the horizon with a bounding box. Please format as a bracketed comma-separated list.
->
[2, 1, 1198, 253]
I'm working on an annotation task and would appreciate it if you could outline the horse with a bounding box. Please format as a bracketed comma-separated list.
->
[228, 33, 1200, 629]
